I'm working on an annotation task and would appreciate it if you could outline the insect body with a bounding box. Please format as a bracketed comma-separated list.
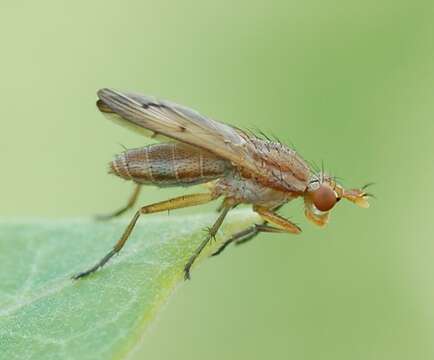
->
[73, 89, 370, 280]
[110, 143, 231, 186]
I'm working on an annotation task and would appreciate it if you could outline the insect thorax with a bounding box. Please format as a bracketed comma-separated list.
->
[212, 171, 295, 207]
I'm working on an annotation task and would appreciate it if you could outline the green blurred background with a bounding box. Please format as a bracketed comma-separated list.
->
[1, 1, 434, 359]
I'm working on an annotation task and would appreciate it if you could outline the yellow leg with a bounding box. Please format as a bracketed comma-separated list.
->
[96, 184, 142, 220]
[73, 192, 217, 280]
[253, 205, 301, 234]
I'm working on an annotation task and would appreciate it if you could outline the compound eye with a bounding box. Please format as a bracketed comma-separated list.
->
[312, 184, 337, 212]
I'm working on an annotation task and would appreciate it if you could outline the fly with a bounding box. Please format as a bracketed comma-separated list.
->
[73, 89, 371, 280]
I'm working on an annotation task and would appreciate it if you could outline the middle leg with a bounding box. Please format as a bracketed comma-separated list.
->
[73, 192, 217, 280]
[184, 200, 234, 280]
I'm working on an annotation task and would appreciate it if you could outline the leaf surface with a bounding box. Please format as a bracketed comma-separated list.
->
[0, 209, 259, 359]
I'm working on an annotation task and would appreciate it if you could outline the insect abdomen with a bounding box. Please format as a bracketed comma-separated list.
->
[110, 143, 230, 186]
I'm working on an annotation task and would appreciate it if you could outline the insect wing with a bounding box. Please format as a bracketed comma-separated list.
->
[97, 88, 259, 173]
[97, 96, 174, 142]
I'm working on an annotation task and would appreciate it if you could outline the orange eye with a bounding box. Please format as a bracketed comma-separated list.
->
[312, 183, 337, 212]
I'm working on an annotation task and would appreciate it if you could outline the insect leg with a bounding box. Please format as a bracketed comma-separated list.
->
[211, 223, 287, 256]
[96, 184, 142, 221]
[73, 192, 217, 280]
[253, 206, 302, 234]
[211, 225, 260, 256]
[235, 224, 287, 243]
[184, 202, 232, 280]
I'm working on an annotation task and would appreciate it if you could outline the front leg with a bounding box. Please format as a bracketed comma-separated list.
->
[253, 205, 302, 234]
[211, 223, 287, 256]
[211, 204, 290, 257]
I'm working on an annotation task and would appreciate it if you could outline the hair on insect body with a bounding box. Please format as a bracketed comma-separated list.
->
[73, 89, 371, 281]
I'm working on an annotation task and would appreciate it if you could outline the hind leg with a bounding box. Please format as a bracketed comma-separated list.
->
[74, 192, 217, 280]
[96, 184, 141, 220]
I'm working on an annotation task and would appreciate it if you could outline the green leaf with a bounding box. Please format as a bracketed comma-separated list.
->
[0, 209, 260, 359]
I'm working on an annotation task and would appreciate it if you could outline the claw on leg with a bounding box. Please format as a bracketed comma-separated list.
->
[184, 265, 191, 280]
[72, 249, 117, 280]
